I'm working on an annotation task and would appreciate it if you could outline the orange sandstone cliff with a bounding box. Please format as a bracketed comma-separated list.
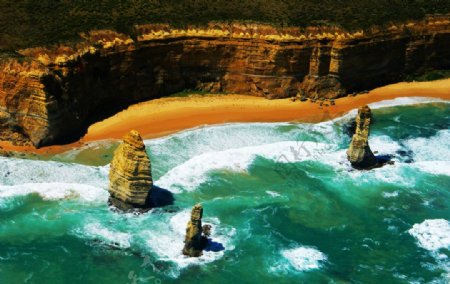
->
[183, 204, 208, 257]
[108, 130, 153, 210]
[1, 17, 449, 147]
[347, 105, 377, 169]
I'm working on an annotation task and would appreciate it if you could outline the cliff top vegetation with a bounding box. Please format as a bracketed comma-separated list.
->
[1, 0, 450, 51]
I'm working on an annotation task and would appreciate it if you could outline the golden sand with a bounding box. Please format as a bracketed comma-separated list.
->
[1, 78, 449, 155]
[83, 78, 450, 141]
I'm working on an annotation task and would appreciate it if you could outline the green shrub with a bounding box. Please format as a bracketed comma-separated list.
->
[0, 0, 449, 51]
[406, 70, 450, 82]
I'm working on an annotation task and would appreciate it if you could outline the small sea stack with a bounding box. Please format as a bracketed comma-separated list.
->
[182, 204, 209, 257]
[347, 105, 377, 169]
[108, 130, 153, 211]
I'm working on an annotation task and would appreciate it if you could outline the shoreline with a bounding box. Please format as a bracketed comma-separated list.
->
[0, 78, 449, 156]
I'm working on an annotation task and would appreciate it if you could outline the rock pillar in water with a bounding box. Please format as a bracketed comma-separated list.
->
[182, 204, 208, 257]
[347, 105, 377, 169]
[108, 130, 153, 210]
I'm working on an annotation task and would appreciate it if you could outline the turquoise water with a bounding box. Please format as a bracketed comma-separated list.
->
[0, 97, 449, 284]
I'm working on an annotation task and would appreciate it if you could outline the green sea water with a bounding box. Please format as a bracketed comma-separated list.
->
[0, 97, 449, 284]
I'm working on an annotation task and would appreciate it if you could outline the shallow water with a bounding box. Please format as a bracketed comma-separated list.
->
[0, 98, 449, 284]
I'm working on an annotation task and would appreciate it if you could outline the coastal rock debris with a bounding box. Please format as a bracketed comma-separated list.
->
[347, 105, 377, 169]
[108, 130, 153, 211]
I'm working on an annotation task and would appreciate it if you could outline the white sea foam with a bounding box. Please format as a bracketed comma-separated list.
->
[409, 219, 450, 251]
[154, 126, 431, 193]
[331, 131, 450, 187]
[411, 161, 450, 176]
[148, 122, 294, 146]
[0, 182, 108, 203]
[270, 246, 327, 273]
[323, 97, 448, 126]
[0, 95, 447, 281]
[154, 105, 447, 193]
[401, 130, 450, 176]
[266, 191, 281, 197]
[409, 219, 450, 281]
[145, 120, 345, 180]
[383, 191, 399, 198]
[368, 97, 447, 109]
[0, 156, 109, 206]
[349, 163, 415, 188]
[369, 135, 403, 155]
[282, 247, 327, 270]
[73, 223, 132, 248]
[146, 122, 301, 173]
[67, 209, 234, 277]
[156, 141, 334, 192]
[0, 157, 108, 187]
[143, 210, 235, 277]
[329, 140, 414, 188]
[404, 130, 450, 161]
[149, 97, 447, 189]
[330, 134, 402, 172]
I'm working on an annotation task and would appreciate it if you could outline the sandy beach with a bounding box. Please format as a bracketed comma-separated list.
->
[84, 78, 450, 140]
[1, 78, 449, 155]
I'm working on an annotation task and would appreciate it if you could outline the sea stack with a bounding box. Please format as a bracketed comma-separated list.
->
[108, 130, 153, 211]
[183, 204, 208, 257]
[347, 105, 377, 169]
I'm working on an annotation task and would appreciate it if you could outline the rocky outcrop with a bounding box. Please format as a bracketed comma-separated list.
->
[347, 105, 377, 169]
[0, 16, 450, 147]
[182, 204, 209, 257]
[108, 130, 153, 211]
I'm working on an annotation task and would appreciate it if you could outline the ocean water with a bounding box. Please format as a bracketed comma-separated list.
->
[0, 98, 449, 284]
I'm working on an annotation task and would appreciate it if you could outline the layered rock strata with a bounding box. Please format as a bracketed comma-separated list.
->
[0, 16, 449, 147]
[347, 105, 377, 169]
[108, 130, 153, 211]
[183, 204, 209, 257]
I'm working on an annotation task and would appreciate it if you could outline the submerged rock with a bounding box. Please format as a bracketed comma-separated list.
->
[347, 105, 377, 169]
[183, 204, 209, 257]
[108, 130, 153, 211]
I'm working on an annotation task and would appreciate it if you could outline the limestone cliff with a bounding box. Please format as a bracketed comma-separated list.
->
[108, 130, 153, 210]
[0, 16, 449, 147]
[183, 204, 208, 257]
[347, 105, 377, 169]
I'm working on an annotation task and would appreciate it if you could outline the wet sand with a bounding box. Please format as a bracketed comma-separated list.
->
[1, 78, 449, 155]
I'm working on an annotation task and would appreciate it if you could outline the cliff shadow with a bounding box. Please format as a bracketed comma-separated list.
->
[374, 154, 394, 165]
[203, 238, 225, 252]
[343, 117, 357, 137]
[145, 186, 175, 208]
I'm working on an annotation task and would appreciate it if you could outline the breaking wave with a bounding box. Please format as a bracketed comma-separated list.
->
[270, 246, 328, 273]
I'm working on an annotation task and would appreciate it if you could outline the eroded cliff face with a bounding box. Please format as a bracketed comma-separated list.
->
[1, 17, 449, 147]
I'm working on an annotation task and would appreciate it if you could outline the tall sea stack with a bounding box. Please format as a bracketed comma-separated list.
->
[347, 105, 377, 169]
[108, 130, 153, 211]
[183, 204, 208, 257]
